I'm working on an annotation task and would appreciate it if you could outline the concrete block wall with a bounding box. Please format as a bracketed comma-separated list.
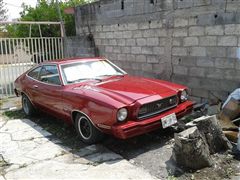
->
[64, 36, 96, 58]
[73, 0, 240, 102]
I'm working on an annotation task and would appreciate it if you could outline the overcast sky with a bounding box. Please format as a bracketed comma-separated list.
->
[3, 0, 37, 20]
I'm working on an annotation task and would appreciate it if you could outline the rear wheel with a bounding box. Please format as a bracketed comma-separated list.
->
[22, 94, 35, 116]
[75, 113, 104, 144]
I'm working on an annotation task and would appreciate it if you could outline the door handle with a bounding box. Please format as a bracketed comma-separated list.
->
[33, 85, 38, 88]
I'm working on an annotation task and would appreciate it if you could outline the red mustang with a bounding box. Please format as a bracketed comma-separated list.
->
[14, 57, 193, 144]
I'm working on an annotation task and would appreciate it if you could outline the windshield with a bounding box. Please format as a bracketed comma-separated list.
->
[61, 60, 126, 84]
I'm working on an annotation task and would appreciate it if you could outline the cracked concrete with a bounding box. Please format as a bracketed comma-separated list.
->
[0, 117, 155, 179]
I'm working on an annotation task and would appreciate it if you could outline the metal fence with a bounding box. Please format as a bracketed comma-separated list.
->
[0, 37, 64, 98]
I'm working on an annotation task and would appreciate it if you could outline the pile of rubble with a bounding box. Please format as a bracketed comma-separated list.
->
[172, 89, 240, 170]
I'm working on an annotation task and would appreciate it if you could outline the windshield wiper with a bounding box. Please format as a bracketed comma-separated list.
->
[68, 78, 102, 84]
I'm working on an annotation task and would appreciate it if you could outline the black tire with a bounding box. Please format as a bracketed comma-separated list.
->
[22, 94, 36, 116]
[75, 113, 104, 144]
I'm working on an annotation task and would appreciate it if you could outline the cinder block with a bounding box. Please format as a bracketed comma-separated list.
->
[138, 22, 149, 30]
[178, 57, 197, 66]
[189, 17, 197, 26]
[126, 39, 136, 46]
[109, 39, 117, 46]
[133, 30, 142, 38]
[155, 29, 168, 37]
[159, 38, 167, 46]
[173, 28, 188, 37]
[117, 54, 126, 61]
[190, 47, 206, 57]
[172, 47, 187, 56]
[147, 38, 159, 46]
[142, 47, 153, 54]
[117, 39, 126, 46]
[136, 55, 146, 62]
[172, 38, 182, 46]
[99, 32, 106, 39]
[205, 26, 224, 35]
[225, 24, 240, 35]
[147, 56, 159, 63]
[105, 32, 114, 38]
[227, 47, 240, 58]
[189, 26, 204, 36]
[126, 54, 136, 62]
[113, 47, 121, 53]
[191, 88, 209, 98]
[102, 25, 111, 32]
[143, 29, 155, 38]
[206, 47, 226, 57]
[114, 31, 123, 39]
[189, 67, 205, 77]
[206, 68, 224, 79]
[183, 37, 199, 46]
[131, 47, 142, 54]
[196, 58, 214, 67]
[153, 47, 165, 55]
[215, 58, 235, 69]
[122, 31, 133, 38]
[173, 65, 188, 75]
[127, 23, 138, 30]
[121, 46, 131, 54]
[193, 0, 211, 6]
[217, 36, 237, 46]
[174, 0, 193, 9]
[174, 18, 188, 27]
[197, 14, 215, 26]
[105, 46, 113, 53]
[199, 36, 217, 46]
[150, 20, 163, 29]
[136, 38, 147, 46]
[142, 63, 153, 71]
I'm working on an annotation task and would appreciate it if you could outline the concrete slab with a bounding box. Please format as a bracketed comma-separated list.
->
[0, 118, 155, 179]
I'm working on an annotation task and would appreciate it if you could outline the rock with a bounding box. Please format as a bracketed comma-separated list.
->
[188, 115, 232, 154]
[172, 126, 213, 170]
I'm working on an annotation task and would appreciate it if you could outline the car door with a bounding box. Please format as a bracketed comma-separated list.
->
[34, 64, 64, 117]
[25, 66, 42, 107]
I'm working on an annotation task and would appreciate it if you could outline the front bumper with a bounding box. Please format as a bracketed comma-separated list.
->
[112, 100, 193, 139]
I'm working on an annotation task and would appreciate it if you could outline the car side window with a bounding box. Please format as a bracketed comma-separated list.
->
[39, 65, 61, 85]
[28, 66, 42, 80]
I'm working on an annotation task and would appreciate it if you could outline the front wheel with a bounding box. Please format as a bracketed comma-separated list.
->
[22, 94, 36, 116]
[75, 113, 104, 144]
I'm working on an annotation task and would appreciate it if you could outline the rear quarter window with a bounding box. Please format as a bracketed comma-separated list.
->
[28, 66, 42, 80]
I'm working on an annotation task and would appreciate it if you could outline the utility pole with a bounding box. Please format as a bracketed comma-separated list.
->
[56, 0, 65, 38]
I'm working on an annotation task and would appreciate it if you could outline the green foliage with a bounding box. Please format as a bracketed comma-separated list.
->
[7, 0, 89, 37]
[0, 0, 8, 21]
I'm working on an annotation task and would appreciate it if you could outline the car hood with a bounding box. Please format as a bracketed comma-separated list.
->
[89, 75, 181, 105]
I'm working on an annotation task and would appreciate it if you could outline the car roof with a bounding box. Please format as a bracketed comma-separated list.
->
[40, 57, 105, 65]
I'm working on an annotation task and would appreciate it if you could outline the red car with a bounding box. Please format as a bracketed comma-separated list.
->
[14, 57, 193, 144]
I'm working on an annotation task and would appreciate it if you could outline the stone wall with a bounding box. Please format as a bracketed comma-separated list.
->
[74, 0, 240, 102]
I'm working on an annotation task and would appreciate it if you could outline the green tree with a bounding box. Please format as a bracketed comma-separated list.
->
[7, 0, 89, 37]
[0, 0, 7, 21]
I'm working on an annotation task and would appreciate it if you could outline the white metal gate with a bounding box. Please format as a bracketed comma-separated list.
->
[0, 37, 64, 98]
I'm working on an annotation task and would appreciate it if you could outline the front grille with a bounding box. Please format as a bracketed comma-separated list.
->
[137, 95, 178, 119]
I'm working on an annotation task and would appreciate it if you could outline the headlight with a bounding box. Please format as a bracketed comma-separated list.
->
[117, 108, 128, 122]
[180, 90, 188, 102]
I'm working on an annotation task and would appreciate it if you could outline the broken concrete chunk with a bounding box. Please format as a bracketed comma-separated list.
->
[172, 126, 213, 170]
[187, 115, 232, 154]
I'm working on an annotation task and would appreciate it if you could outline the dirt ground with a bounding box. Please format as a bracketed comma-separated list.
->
[1, 97, 240, 179]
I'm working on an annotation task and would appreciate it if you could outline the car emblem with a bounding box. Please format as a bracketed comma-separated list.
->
[156, 103, 162, 108]
[169, 98, 174, 104]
